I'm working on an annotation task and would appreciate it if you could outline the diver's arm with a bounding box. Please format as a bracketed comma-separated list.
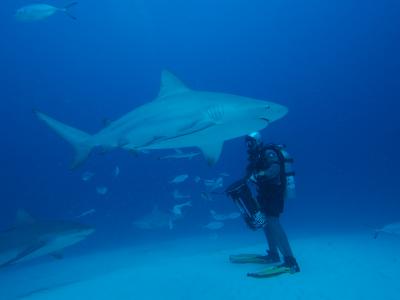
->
[257, 163, 280, 179]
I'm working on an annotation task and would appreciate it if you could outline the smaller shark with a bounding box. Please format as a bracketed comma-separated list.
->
[0, 210, 94, 268]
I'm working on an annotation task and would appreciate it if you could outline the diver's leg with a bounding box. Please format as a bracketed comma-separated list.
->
[263, 222, 279, 257]
[266, 216, 294, 258]
[267, 216, 300, 272]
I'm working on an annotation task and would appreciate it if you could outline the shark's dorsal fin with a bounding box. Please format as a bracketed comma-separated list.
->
[157, 70, 190, 99]
[15, 210, 36, 225]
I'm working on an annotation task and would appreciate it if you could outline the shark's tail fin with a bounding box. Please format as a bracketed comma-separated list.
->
[62, 2, 78, 20]
[34, 110, 93, 168]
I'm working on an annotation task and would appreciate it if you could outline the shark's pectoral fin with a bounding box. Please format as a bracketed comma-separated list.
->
[0, 241, 47, 268]
[198, 141, 224, 166]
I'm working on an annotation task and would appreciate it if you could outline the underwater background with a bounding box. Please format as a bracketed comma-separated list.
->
[0, 0, 399, 293]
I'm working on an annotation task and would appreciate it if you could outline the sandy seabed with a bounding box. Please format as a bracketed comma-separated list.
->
[1, 230, 399, 300]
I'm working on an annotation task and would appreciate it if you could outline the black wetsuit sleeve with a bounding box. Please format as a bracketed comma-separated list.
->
[261, 163, 280, 180]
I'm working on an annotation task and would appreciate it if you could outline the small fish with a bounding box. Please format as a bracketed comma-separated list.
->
[15, 2, 78, 22]
[113, 166, 120, 177]
[96, 186, 108, 195]
[228, 212, 241, 219]
[171, 201, 192, 217]
[169, 174, 189, 184]
[210, 210, 240, 221]
[133, 206, 174, 230]
[75, 209, 96, 218]
[374, 222, 400, 239]
[204, 221, 224, 230]
[159, 149, 201, 160]
[194, 176, 202, 183]
[173, 189, 191, 200]
[204, 177, 224, 192]
[81, 171, 94, 182]
[219, 172, 230, 177]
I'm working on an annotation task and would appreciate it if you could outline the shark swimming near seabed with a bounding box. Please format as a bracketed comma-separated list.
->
[0, 210, 94, 268]
[35, 71, 288, 168]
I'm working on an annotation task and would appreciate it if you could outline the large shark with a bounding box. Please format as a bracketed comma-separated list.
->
[35, 71, 288, 167]
[0, 210, 94, 268]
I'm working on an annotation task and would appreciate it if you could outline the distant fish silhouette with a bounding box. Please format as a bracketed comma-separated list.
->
[158, 149, 200, 160]
[204, 177, 224, 192]
[15, 2, 78, 22]
[113, 166, 120, 177]
[171, 201, 192, 217]
[194, 176, 202, 183]
[81, 171, 94, 182]
[133, 206, 174, 230]
[374, 222, 400, 239]
[203, 221, 224, 230]
[172, 189, 191, 200]
[210, 210, 240, 221]
[96, 186, 108, 195]
[75, 209, 96, 219]
[169, 174, 189, 184]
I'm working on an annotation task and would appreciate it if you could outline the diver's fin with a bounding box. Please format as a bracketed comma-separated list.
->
[229, 254, 280, 264]
[34, 110, 93, 168]
[247, 266, 292, 278]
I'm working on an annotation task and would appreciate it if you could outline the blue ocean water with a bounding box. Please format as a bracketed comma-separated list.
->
[0, 0, 399, 293]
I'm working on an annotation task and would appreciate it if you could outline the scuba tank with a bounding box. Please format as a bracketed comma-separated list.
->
[265, 144, 296, 199]
[280, 146, 296, 199]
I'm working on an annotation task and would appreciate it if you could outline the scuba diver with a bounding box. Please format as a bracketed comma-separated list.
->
[226, 132, 300, 278]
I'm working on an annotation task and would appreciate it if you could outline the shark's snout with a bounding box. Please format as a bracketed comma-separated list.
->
[263, 103, 288, 122]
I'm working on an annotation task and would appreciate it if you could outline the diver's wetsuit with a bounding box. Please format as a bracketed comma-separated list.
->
[247, 146, 297, 266]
